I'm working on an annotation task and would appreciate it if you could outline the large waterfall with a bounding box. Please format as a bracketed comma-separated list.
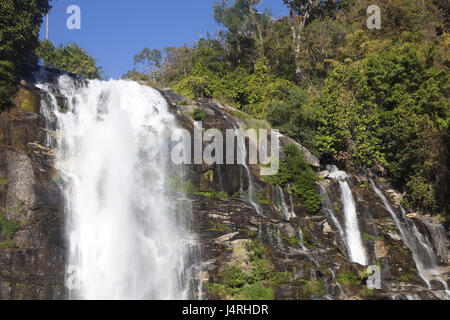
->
[38, 76, 192, 299]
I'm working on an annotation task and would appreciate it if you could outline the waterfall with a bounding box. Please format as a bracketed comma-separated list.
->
[319, 185, 346, 245]
[371, 181, 450, 297]
[211, 106, 263, 216]
[329, 268, 344, 296]
[328, 166, 367, 266]
[287, 186, 297, 219]
[38, 76, 192, 300]
[298, 229, 319, 267]
[276, 185, 292, 220]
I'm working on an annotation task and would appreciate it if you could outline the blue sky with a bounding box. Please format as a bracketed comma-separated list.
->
[40, 0, 289, 79]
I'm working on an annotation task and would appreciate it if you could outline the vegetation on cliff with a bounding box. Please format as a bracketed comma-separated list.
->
[125, 0, 449, 218]
[0, 0, 51, 110]
[264, 144, 321, 213]
[36, 40, 103, 79]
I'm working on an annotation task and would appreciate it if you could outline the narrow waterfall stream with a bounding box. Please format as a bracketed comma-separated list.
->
[371, 181, 450, 297]
[298, 229, 319, 267]
[287, 186, 297, 219]
[210, 105, 263, 216]
[319, 185, 346, 246]
[328, 166, 367, 266]
[276, 185, 293, 220]
[38, 76, 193, 299]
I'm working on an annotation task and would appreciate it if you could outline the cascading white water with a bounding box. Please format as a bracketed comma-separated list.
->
[287, 186, 297, 219]
[276, 185, 292, 220]
[298, 229, 319, 267]
[371, 181, 450, 297]
[214, 107, 263, 216]
[319, 185, 346, 244]
[329, 267, 344, 296]
[39, 76, 191, 300]
[328, 166, 367, 266]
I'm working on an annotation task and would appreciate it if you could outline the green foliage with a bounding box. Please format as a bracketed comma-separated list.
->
[311, 43, 449, 215]
[337, 272, 360, 287]
[220, 266, 249, 288]
[264, 145, 321, 213]
[254, 191, 273, 205]
[0, 240, 14, 249]
[267, 86, 310, 138]
[0, 176, 8, 186]
[235, 282, 274, 300]
[168, 177, 230, 200]
[362, 233, 384, 242]
[216, 61, 295, 117]
[208, 220, 229, 232]
[0, 60, 17, 110]
[301, 226, 315, 248]
[134, 0, 449, 218]
[206, 240, 291, 300]
[360, 287, 375, 297]
[297, 17, 350, 83]
[189, 108, 207, 121]
[278, 233, 300, 247]
[397, 273, 416, 282]
[0, 0, 51, 110]
[168, 177, 198, 194]
[36, 41, 102, 79]
[0, 213, 20, 239]
[121, 69, 151, 82]
[133, 47, 161, 76]
[246, 240, 273, 281]
[303, 279, 324, 297]
[173, 62, 219, 99]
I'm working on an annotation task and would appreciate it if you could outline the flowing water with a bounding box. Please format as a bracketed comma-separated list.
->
[211, 106, 263, 216]
[38, 76, 193, 299]
[298, 229, 319, 267]
[287, 186, 297, 219]
[328, 166, 367, 266]
[319, 185, 346, 246]
[276, 185, 293, 220]
[371, 181, 450, 297]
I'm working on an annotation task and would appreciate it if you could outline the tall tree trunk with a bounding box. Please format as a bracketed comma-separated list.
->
[249, 1, 265, 60]
[287, 2, 311, 84]
[45, 13, 49, 41]
[288, 8, 301, 83]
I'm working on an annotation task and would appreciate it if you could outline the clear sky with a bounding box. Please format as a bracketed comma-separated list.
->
[39, 0, 289, 79]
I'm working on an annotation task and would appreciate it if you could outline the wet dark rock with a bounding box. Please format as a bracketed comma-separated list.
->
[1, 83, 448, 300]
[0, 85, 65, 300]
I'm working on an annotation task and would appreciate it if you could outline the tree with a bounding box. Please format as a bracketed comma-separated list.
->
[133, 47, 162, 82]
[36, 41, 103, 79]
[213, 0, 272, 64]
[282, 0, 339, 83]
[0, 0, 51, 110]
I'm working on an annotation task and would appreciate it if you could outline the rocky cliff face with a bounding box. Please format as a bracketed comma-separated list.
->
[0, 73, 448, 300]
[160, 90, 450, 300]
[0, 82, 65, 299]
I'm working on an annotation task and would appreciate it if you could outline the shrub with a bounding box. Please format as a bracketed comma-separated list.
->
[0, 213, 20, 238]
[303, 279, 324, 296]
[190, 109, 206, 121]
[264, 145, 321, 213]
[236, 282, 274, 300]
